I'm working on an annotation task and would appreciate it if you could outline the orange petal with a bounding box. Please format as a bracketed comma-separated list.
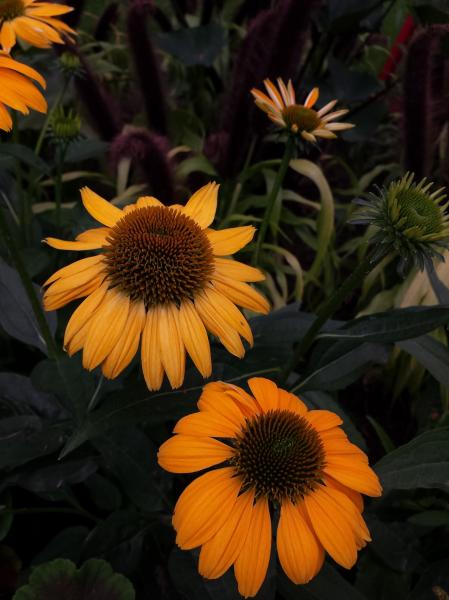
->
[213, 257, 265, 283]
[173, 467, 242, 549]
[158, 435, 234, 473]
[178, 299, 212, 378]
[305, 410, 343, 431]
[234, 497, 271, 598]
[304, 87, 319, 109]
[157, 303, 185, 389]
[247, 377, 279, 412]
[277, 499, 324, 584]
[199, 488, 255, 579]
[212, 274, 270, 314]
[277, 389, 308, 415]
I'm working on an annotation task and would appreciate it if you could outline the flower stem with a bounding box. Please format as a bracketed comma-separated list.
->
[34, 81, 69, 157]
[253, 135, 295, 265]
[0, 206, 59, 359]
[281, 248, 386, 386]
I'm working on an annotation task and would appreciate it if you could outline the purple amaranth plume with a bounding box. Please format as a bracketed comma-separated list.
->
[110, 127, 175, 204]
[126, 0, 168, 135]
[267, 0, 320, 81]
[95, 3, 119, 41]
[213, 7, 281, 176]
[403, 26, 449, 178]
[67, 44, 122, 141]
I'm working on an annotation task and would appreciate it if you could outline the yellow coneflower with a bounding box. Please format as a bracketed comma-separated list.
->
[0, 53, 47, 131]
[43, 184, 269, 390]
[0, 0, 75, 52]
[251, 77, 354, 143]
[158, 378, 382, 597]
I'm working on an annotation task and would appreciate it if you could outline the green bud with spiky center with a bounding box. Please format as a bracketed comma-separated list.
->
[353, 173, 449, 274]
[59, 52, 83, 79]
[49, 106, 81, 146]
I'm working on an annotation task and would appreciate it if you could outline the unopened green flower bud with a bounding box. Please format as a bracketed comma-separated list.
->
[353, 173, 449, 273]
[59, 51, 83, 79]
[50, 106, 81, 146]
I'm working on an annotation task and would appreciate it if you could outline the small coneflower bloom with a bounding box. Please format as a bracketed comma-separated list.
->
[158, 378, 382, 597]
[0, 0, 75, 52]
[0, 52, 47, 131]
[42, 184, 269, 390]
[251, 77, 354, 143]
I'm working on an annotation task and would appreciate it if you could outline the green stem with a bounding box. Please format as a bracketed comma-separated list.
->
[281, 249, 386, 386]
[34, 81, 69, 157]
[0, 207, 59, 359]
[253, 135, 295, 265]
[54, 145, 67, 228]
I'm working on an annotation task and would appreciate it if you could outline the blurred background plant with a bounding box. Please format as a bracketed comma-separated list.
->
[2, 1, 449, 599]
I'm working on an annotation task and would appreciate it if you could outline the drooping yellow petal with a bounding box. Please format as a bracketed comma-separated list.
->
[101, 300, 146, 379]
[203, 286, 253, 345]
[157, 304, 185, 389]
[43, 237, 104, 251]
[324, 456, 382, 497]
[158, 435, 234, 474]
[178, 299, 212, 378]
[234, 497, 271, 598]
[75, 227, 110, 245]
[207, 226, 255, 256]
[181, 182, 219, 229]
[212, 274, 270, 314]
[213, 257, 265, 282]
[141, 306, 164, 391]
[82, 289, 130, 370]
[43, 255, 103, 287]
[277, 499, 324, 584]
[80, 187, 123, 227]
[0, 22, 16, 51]
[63, 281, 109, 353]
[195, 291, 245, 358]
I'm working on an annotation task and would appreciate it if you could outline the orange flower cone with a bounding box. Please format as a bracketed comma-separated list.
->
[158, 378, 382, 597]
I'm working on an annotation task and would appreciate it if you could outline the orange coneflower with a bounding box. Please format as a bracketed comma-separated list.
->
[0, 53, 46, 131]
[251, 77, 354, 143]
[0, 0, 75, 52]
[158, 378, 382, 597]
[42, 184, 269, 390]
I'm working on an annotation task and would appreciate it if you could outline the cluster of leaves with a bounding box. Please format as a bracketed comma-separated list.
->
[1, 0, 449, 599]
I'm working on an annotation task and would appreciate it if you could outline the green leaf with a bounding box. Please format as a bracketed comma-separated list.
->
[397, 335, 449, 388]
[0, 416, 65, 471]
[13, 558, 135, 600]
[318, 306, 449, 344]
[278, 562, 367, 599]
[93, 427, 166, 510]
[65, 139, 108, 163]
[366, 416, 396, 453]
[297, 342, 388, 391]
[156, 24, 227, 66]
[31, 356, 96, 420]
[0, 143, 50, 175]
[0, 257, 56, 354]
[375, 428, 449, 490]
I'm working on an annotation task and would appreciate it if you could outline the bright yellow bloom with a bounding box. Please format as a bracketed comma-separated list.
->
[43, 184, 269, 390]
[0, 0, 75, 52]
[251, 77, 354, 143]
[158, 378, 382, 597]
[0, 52, 46, 131]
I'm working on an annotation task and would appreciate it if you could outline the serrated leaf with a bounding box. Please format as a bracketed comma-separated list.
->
[375, 428, 449, 490]
[13, 558, 135, 600]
